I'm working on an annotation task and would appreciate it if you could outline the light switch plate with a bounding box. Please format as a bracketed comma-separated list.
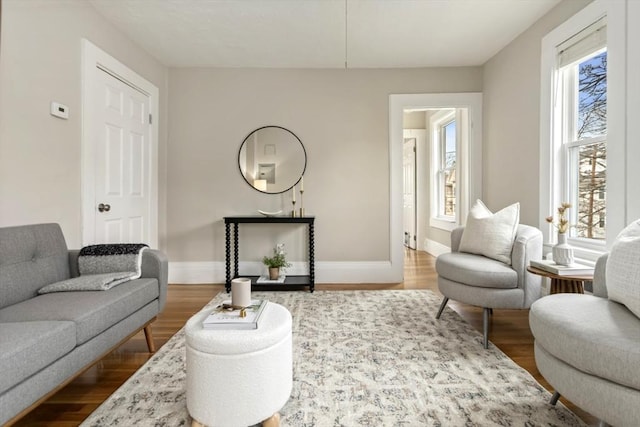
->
[50, 102, 69, 119]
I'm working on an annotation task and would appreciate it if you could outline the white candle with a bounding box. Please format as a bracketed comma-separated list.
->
[231, 278, 251, 307]
[292, 185, 296, 202]
[300, 176, 304, 192]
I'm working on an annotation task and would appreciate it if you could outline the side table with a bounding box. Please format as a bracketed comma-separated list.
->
[224, 216, 315, 292]
[527, 266, 593, 294]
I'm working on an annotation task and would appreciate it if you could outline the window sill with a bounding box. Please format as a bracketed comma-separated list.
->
[430, 217, 457, 232]
[542, 242, 605, 266]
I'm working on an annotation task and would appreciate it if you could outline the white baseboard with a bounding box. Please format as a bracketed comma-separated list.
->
[424, 239, 450, 257]
[169, 261, 401, 284]
[168, 262, 222, 284]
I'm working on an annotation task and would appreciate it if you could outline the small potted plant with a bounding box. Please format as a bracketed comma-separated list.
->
[262, 244, 291, 280]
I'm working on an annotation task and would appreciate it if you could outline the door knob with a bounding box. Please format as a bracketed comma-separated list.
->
[98, 203, 111, 212]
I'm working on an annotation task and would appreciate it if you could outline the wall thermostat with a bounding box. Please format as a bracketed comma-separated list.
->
[50, 102, 69, 119]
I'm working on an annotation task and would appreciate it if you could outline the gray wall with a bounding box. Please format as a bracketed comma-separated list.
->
[0, 0, 169, 248]
[167, 68, 481, 263]
[482, 0, 591, 225]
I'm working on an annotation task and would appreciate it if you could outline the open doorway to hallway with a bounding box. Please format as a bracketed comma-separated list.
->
[401, 107, 470, 256]
[390, 93, 483, 281]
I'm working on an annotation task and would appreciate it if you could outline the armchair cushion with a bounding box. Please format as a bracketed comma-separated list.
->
[436, 252, 518, 289]
[459, 200, 520, 265]
[606, 219, 640, 317]
[530, 293, 640, 390]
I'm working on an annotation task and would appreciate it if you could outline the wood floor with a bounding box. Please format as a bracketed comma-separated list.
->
[13, 249, 596, 426]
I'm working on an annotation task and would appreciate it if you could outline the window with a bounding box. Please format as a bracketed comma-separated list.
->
[440, 120, 457, 217]
[430, 109, 457, 227]
[539, 0, 628, 263]
[541, 1, 628, 261]
[545, 14, 607, 254]
[561, 48, 607, 240]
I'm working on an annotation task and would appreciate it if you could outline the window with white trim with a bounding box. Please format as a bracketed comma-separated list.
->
[440, 119, 457, 218]
[430, 109, 457, 228]
[551, 17, 607, 249]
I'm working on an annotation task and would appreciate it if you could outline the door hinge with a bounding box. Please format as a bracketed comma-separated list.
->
[149, 114, 153, 124]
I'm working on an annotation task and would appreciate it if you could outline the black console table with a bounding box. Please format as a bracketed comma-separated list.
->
[224, 216, 315, 293]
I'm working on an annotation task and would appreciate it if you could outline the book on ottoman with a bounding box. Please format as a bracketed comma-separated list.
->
[203, 299, 268, 330]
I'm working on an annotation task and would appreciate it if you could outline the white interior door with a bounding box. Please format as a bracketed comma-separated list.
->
[93, 68, 151, 244]
[403, 138, 417, 249]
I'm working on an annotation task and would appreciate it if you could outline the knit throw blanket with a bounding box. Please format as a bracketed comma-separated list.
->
[38, 244, 148, 294]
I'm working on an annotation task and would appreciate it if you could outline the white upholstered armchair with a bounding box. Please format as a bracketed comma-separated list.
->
[436, 223, 543, 348]
[529, 220, 640, 426]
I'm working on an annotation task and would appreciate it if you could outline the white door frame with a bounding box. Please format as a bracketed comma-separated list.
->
[81, 39, 159, 247]
[390, 93, 483, 280]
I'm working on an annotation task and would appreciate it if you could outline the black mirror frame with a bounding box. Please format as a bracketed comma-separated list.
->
[238, 125, 307, 194]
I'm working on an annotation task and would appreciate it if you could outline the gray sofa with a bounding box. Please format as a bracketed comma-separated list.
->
[0, 223, 168, 425]
[530, 253, 640, 426]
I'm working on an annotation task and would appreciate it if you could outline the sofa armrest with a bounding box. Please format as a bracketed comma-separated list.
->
[141, 249, 169, 312]
[450, 226, 465, 252]
[511, 224, 543, 307]
[68, 250, 80, 278]
[593, 253, 608, 298]
[512, 224, 543, 276]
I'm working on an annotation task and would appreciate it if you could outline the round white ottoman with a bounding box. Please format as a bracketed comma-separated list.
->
[185, 301, 293, 427]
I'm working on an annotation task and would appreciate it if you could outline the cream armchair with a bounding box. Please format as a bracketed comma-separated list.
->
[435, 224, 543, 348]
[529, 220, 640, 427]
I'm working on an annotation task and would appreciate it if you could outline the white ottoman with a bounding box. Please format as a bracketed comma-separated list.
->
[185, 301, 293, 427]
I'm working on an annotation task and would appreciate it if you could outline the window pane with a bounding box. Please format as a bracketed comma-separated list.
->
[578, 51, 607, 139]
[574, 141, 606, 239]
[444, 121, 456, 168]
[443, 168, 456, 216]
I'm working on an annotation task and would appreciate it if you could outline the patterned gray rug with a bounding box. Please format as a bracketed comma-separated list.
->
[81, 290, 585, 426]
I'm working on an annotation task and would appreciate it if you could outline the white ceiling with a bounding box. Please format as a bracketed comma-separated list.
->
[88, 0, 562, 69]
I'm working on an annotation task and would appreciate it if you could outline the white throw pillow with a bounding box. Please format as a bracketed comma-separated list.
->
[606, 219, 640, 318]
[459, 200, 520, 265]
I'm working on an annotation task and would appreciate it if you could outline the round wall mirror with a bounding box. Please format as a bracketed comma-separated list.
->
[238, 126, 307, 194]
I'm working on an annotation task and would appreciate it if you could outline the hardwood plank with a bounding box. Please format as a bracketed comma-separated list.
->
[12, 250, 596, 425]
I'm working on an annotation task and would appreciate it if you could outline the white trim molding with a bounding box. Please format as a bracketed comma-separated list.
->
[390, 93, 483, 281]
[424, 239, 451, 257]
[539, 1, 626, 254]
[169, 261, 398, 285]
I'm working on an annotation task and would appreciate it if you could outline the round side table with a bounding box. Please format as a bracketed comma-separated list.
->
[527, 265, 593, 294]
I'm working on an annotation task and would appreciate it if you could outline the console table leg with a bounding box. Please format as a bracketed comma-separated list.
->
[225, 223, 231, 293]
[309, 222, 315, 293]
[233, 223, 240, 280]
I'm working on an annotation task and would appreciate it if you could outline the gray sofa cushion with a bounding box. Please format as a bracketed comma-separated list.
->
[436, 252, 518, 289]
[530, 293, 640, 390]
[0, 224, 70, 309]
[0, 321, 76, 392]
[0, 278, 158, 345]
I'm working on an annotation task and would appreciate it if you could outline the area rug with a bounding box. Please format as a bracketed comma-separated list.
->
[81, 290, 585, 426]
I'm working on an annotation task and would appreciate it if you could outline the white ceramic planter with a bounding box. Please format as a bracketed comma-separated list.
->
[552, 233, 574, 266]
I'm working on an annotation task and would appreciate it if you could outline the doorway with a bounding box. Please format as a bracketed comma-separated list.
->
[92, 68, 151, 244]
[389, 93, 483, 281]
[81, 39, 160, 247]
